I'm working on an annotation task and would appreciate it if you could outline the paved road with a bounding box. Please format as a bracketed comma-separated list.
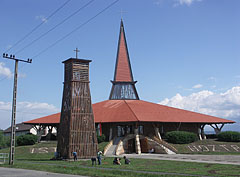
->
[111, 153, 240, 166]
[0, 167, 87, 177]
[0, 163, 211, 177]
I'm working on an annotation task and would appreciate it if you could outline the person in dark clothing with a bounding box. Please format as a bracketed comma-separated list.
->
[113, 157, 121, 165]
[123, 156, 130, 164]
[91, 157, 97, 165]
[73, 152, 77, 161]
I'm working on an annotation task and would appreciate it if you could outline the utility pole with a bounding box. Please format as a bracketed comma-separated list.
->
[2, 53, 32, 165]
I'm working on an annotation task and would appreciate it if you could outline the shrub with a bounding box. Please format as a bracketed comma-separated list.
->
[4, 136, 11, 147]
[217, 131, 240, 142]
[97, 134, 106, 143]
[166, 131, 198, 144]
[0, 131, 11, 149]
[0, 131, 6, 149]
[16, 134, 38, 146]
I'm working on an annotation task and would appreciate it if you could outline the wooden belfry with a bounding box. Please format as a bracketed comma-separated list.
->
[57, 53, 98, 159]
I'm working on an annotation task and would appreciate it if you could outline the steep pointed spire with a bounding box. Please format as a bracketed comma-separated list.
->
[109, 20, 139, 100]
[114, 19, 134, 82]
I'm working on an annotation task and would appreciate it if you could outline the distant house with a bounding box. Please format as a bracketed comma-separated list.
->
[3, 123, 36, 137]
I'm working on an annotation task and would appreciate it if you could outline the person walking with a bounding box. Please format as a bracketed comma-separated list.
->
[97, 151, 103, 165]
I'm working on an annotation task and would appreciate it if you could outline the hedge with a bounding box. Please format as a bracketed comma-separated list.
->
[166, 131, 198, 144]
[97, 134, 106, 143]
[16, 134, 38, 146]
[217, 131, 240, 142]
[0, 131, 6, 149]
[0, 131, 11, 149]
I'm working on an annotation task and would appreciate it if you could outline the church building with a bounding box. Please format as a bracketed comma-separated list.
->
[24, 20, 235, 155]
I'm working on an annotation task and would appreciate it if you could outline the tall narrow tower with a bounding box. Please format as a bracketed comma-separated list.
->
[57, 57, 98, 159]
[109, 19, 139, 100]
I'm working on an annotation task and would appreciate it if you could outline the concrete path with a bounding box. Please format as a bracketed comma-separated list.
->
[110, 153, 240, 166]
[0, 167, 87, 177]
[105, 137, 122, 155]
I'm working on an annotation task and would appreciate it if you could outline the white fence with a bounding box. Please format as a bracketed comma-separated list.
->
[0, 153, 9, 164]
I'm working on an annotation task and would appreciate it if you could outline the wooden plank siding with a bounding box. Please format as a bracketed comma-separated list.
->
[57, 58, 98, 159]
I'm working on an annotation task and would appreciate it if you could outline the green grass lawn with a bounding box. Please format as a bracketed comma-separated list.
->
[1, 141, 240, 177]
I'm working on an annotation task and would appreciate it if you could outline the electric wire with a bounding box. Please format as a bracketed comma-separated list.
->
[1, 0, 120, 127]
[15, 0, 95, 55]
[0, 75, 9, 82]
[1, 0, 72, 81]
[4, 0, 72, 53]
[0, 0, 119, 83]
[32, 0, 120, 59]
[0, 0, 94, 82]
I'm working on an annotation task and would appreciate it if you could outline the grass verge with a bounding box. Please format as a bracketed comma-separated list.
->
[1, 157, 240, 177]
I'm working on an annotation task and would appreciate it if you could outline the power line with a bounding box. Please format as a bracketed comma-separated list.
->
[0, 75, 9, 82]
[15, 0, 95, 55]
[5, 0, 72, 53]
[0, 0, 119, 83]
[32, 0, 120, 59]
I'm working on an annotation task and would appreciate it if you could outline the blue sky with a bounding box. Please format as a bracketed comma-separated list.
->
[0, 0, 240, 131]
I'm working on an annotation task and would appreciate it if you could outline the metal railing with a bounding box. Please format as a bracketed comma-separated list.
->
[0, 153, 9, 164]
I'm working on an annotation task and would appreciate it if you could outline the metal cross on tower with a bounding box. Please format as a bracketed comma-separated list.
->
[74, 48, 80, 59]
[119, 9, 127, 19]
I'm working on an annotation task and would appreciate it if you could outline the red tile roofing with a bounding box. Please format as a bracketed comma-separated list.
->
[24, 100, 235, 125]
[93, 100, 235, 123]
[24, 113, 60, 125]
[114, 21, 133, 82]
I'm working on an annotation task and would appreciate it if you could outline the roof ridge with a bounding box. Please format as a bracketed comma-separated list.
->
[124, 100, 139, 122]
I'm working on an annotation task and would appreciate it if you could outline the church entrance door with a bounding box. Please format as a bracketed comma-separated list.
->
[140, 138, 149, 153]
[128, 138, 135, 153]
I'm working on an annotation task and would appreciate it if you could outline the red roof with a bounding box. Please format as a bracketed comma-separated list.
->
[114, 20, 133, 82]
[24, 100, 235, 125]
[24, 113, 60, 125]
[93, 100, 235, 123]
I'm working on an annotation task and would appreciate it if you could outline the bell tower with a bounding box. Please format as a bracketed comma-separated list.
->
[109, 19, 139, 100]
[57, 53, 98, 159]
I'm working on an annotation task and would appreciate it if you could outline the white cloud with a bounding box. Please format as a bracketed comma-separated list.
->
[35, 15, 48, 23]
[192, 84, 203, 89]
[174, 0, 202, 6]
[0, 62, 12, 78]
[154, 0, 164, 5]
[0, 101, 59, 130]
[208, 76, 216, 81]
[159, 86, 240, 131]
[0, 62, 26, 79]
